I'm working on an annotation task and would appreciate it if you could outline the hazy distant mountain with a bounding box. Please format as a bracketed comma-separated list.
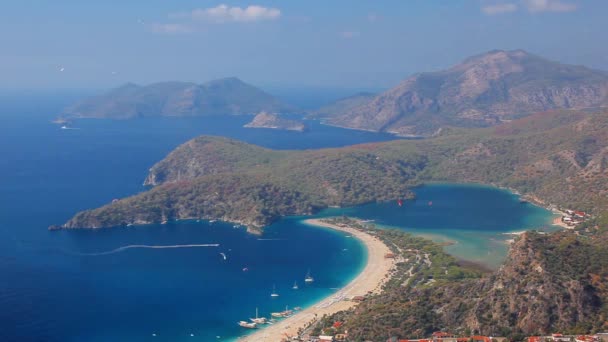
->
[62, 77, 294, 119]
[307, 92, 376, 119]
[327, 50, 608, 136]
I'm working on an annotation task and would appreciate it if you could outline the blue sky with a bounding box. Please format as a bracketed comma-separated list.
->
[1, 0, 607, 90]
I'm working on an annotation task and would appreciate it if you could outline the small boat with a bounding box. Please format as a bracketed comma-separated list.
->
[242, 267, 249, 272]
[271, 306, 293, 318]
[220, 252, 227, 260]
[305, 269, 314, 283]
[250, 308, 267, 324]
[238, 321, 257, 329]
[271, 284, 279, 297]
[292, 281, 299, 290]
[397, 199, 403, 207]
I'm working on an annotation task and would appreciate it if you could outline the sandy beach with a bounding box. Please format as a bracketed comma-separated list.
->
[238, 218, 395, 342]
[552, 215, 572, 229]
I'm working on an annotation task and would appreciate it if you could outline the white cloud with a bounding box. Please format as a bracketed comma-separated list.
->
[339, 31, 360, 39]
[523, 0, 577, 12]
[172, 4, 281, 23]
[482, 3, 518, 15]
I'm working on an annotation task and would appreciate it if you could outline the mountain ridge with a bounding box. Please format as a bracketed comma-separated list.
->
[62, 77, 295, 119]
[325, 50, 608, 136]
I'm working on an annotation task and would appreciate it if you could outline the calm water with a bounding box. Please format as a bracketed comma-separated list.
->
[0, 96, 553, 341]
[321, 183, 556, 268]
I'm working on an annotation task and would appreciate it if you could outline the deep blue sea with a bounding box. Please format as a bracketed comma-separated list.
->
[0, 94, 553, 341]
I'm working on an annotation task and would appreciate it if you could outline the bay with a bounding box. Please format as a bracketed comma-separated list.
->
[0, 95, 554, 341]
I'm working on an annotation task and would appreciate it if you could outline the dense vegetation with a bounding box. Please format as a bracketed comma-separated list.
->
[64, 108, 608, 230]
[314, 219, 608, 341]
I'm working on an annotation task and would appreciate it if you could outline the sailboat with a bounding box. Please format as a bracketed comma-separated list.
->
[270, 284, 279, 297]
[250, 307, 267, 324]
[238, 321, 257, 329]
[271, 305, 293, 318]
[305, 269, 314, 283]
[292, 281, 299, 290]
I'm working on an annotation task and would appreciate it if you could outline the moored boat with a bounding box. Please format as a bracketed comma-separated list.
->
[250, 307, 267, 324]
[238, 321, 257, 329]
[270, 306, 293, 318]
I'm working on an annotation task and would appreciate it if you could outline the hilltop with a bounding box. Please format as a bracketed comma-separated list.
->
[325, 50, 608, 136]
[61, 77, 294, 119]
[60, 108, 608, 231]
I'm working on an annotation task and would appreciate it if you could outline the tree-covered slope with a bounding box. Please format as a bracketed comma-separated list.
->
[61, 109, 608, 230]
[320, 228, 608, 341]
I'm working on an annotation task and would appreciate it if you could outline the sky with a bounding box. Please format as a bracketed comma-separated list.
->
[1, 0, 607, 91]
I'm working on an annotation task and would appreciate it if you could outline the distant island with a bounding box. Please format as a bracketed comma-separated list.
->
[60, 77, 295, 119]
[321, 50, 608, 136]
[244, 112, 306, 132]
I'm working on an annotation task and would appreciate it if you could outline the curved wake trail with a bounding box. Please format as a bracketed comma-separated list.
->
[66, 244, 220, 256]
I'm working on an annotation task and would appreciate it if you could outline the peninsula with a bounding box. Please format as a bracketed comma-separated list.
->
[244, 112, 306, 132]
[59, 108, 608, 232]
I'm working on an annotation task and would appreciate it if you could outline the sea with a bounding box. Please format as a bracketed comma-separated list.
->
[0, 93, 554, 341]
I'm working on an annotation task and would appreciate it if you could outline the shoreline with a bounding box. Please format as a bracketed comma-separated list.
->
[238, 218, 395, 342]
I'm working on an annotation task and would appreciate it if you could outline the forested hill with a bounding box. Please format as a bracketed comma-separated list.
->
[61, 108, 608, 232]
[317, 218, 608, 340]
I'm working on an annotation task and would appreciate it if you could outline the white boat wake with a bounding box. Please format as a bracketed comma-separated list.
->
[66, 244, 220, 256]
